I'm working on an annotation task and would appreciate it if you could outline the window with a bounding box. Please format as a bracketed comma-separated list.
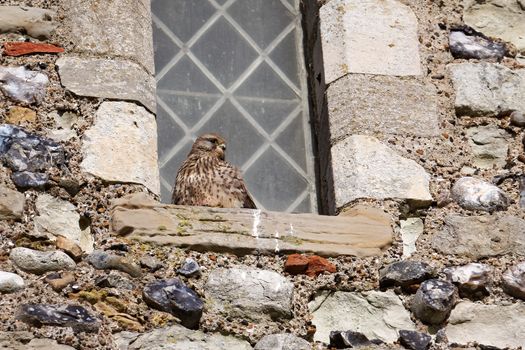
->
[152, 0, 317, 212]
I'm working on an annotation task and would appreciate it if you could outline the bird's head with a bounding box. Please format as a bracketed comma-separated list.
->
[190, 133, 227, 160]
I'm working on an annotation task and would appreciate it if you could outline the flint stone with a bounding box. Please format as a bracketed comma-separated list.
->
[502, 261, 525, 300]
[379, 261, 434, 290]
[411, 279, 457, 324]
[80, 102, 160, 195]
[205, 268, 293, 322]
[443, 263, 492, 299]
[398, 330, 431, 350]
[114, 325, 252, 350]
[451, 177, 509, 211]
[254, 334, 311, 350]
[33, 194, 93, 253]
[0, 6, 57, 39]
[327, 75, 439, 140]
[0, 271, 24, 293]
[329, 331, 381, 349]
[331, 135, 432, 208]
[11, 171, 49, 189]
[143, 278, 203, 329]
[466, 126, 510, 169]
[446, 301, 525, 348]
[254, 333, 312, 350]
[177, 258, 200, 277]
[87, 250, 142, 277]
[320, 0, 421, 83]
[10, 247, 76, 275]
[449, 26, 508, 60]
[400, 218, 423, 258]
[62, 0, 154, 74]
[0, 66, 48, 105]
[464, 0, 525, 53]
[56, 57, 156, 113]
[0, 186, 24, 220]
[17, 304, 99, 332]
[449, 62, 525, 117]
[432, 214, 525, 259]
[309, 290, 415, 343]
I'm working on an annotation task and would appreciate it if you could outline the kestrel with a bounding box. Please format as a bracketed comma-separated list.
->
[171, 133, 256, 209]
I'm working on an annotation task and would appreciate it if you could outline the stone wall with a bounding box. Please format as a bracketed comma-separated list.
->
[1, 0, 525, 350]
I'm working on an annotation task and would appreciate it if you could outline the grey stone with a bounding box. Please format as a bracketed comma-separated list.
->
[177, 258, 201, 277]
[139, 255, 163, 272]
[379, 261, 434, 290]
[0, 186, 24, 220]
[432, 214, 525, 259]
[309, 290, 415, 343]
[33, 194, 93, 253]
[95, 271, 135, 290]
[0, 271, 24, 293]
[47, 112, 80, 142]
[446, 301, 525, 348]
[10, 247, 76, 275]
[0, 6, 57, 39]
[331, 135, 432, 208]
[17, 304, 99, 333]
[87, 250, 142, 277]
[143, 278, 203, 329]
[320, 0, 421, 83]
[80, 102, 160, 195]
[400, 218, 423, 258]
[443, 263, 492, 299]
[327, 75, 439, 139]
[502, 261, 525, 300]
[411, 279, 457, 325]
[0, 332, 75, 350]
[451, 177, 509, 211]
[464, 0, 525, 53]
[0, 66, 48, 105]
[205, 268, 294, 322]
[449, 26, 508, 60]
[62, 0, 154, 74]
[449, 62, 525, 117]
[254, 334, 311, 350]
[510, 110, 525, 127]
[398, 330, 431, 350]
[114, 325, 252, 350]
[56, 57, 156, 113]
[466, 126, 510, 169]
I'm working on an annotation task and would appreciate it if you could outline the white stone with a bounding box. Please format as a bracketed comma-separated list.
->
[205, 268, 294, 322]
[0, 271, 24, 293]
[80, 102, 160, 195]
[309, 290, 415, 343]
[447, 301, 525, 348]
[331, 135, 432, 208]
[449, 62, 525, 117]
[0, 66, 48, 105]
[10, 247, 76, 275]
[62, 0, 154, 74]
[464, 0, 525, 53]
[254, 334, 311, 350]
[451, 177, 509, 211]
[327, 75, 439, 140]
[0, 6, 57, 39]
[0, 186, 25, 220]
[56, 57, 156, 113]
[320, 0, 421, 83]
[34, 194, 93, 253]
[400, 218, 423, 258]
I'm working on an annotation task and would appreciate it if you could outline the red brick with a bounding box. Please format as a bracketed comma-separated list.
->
[3, 42, 64, 57]
[305, 255, 337, 277]
[284, 254, 309, 275]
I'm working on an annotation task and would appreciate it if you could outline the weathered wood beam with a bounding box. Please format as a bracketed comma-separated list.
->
[111, 193, 393, 257]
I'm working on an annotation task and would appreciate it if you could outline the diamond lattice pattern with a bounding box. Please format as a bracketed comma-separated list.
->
[152, 0, 316, 212]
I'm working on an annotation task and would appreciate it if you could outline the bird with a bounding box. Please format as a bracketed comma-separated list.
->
[171, 133, 256, 209]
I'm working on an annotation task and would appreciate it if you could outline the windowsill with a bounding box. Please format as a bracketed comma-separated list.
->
[111, 193, 392, 257]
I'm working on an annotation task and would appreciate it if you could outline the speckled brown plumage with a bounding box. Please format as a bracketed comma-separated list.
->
[171, 133, 256, 209]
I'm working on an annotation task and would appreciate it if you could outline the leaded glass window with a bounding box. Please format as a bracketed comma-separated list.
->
[152, 0, 317, 212]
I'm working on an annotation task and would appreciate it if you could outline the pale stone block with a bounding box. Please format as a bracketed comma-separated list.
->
[320, 0, 421, 83]
[81, 102, 160, 195]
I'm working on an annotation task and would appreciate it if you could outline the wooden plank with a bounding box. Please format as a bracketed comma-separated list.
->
[110, 193, 393, 257]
